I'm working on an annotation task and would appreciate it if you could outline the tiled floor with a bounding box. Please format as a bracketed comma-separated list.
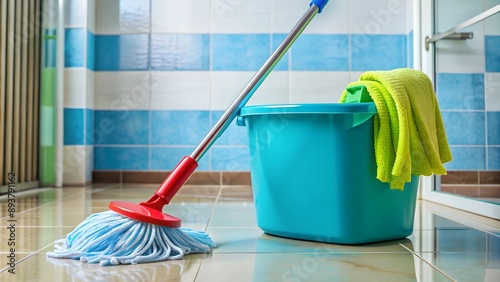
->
[1, 184, 499, 281]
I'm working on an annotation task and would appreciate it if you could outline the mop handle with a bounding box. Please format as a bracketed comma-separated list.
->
[147, 1, 329, 207]
[190, 0, 329, 162]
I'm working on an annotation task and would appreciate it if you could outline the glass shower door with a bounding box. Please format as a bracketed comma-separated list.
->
[418, 0, 500, 219]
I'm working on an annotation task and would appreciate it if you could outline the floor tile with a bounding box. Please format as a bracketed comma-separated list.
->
[1, 184, 498, 281]
[208, 227, 413, 254]
[0, 227, 74, 253]
[208, 202, 258, 228]
[418, 252, 500, 282]
[2, 252, 205, 282]
[0, 211, 96, 228]
[218, 185, 253, 202]
[408, 229, 500, 253]
[196, 253, 453, 282]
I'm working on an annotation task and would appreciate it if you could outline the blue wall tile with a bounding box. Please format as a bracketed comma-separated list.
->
[351, 34, 407, 71]
[151, 34, 209, 70]
[485, 36, 500, 72]
[95, 34, 150, 71]
[87, 30, 95, 70]
[488, 147, 500, 170]
[441, 111, 485, 145]
[211, 147, 250, 171]
[445, 146, 486, 170]
[64, 108, 84, 145]
[212, 34, 270, 71]
[437, 73, 485, 110]
[85, 109, 93, 145]
[94, 147, 149, 170]
[291, 34, 349, 71]
[211, 111, 248, 146]
[65, 28, 85, 68]
[93, 110, 149, 145]
[488, 112, 500, 145]
[151, 111, 209, 145]
[151, 147, 209, 171]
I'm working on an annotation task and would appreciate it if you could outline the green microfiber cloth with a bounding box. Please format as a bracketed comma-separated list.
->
[340, 68, 452, 190]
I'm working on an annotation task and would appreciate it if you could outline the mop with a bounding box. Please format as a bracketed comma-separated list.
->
[47, 0, 329, 266]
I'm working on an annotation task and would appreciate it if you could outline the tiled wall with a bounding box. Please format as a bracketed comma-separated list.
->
[64, 0, 414, 183]
[435, 0, 500, 171]
[62, 0, 94, 185]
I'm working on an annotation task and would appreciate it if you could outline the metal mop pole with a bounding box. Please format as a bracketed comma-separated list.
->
[190, 1, 328, 162]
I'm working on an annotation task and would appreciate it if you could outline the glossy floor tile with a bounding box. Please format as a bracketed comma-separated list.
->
[1, 184, 499, 281]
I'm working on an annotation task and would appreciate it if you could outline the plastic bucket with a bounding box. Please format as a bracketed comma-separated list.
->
[237, 103, 419, 244]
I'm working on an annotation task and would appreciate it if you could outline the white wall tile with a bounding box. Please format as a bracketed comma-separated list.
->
[95, 0, 118, 34]
[87, 0, 96, 33]
[247, 72, 290, 106]
[86, 69, 94, 109]
[349, 71, 364, 82]
[406, 0, 413, 33]
[211, 71, 290, 110]
[85, 145, 93, 182]
[434, 0, 490, 73]
[271, 0, 302, 33]
[350, 0, 407, 34]
[151, 0, 210, 33]
[436, 0, 483, 33]
[150, 71, 210, 110]
[65, 0, 87, 28]
[210, 71, 255, 110]
[64, 68, 87, 108]
[485, 72, 500, 111]
[290, 71, 350, 103]
[436, 37, 485, 73]
[94, 71, 151, 110]
[63, 145, 91, 185]
[95, 0, 150, 34]
[273, 0, 350, 34]
[212, 70, 348, 108]
[485, 0, 500, 35]
[211, 0, 271, 33]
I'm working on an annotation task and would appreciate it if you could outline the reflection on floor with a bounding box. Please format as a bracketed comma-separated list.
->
[0, 184, 499, 281]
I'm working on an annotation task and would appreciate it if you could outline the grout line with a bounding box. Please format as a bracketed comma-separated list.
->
[0, 242, 56, 273]
[193, 253, 207, 282]
[0, 189, 87, 221]
[399, 243, 457, 282]
[203, 185, 223, 232]
[0, 225, 79, 228]
[0, 252, 36, 273]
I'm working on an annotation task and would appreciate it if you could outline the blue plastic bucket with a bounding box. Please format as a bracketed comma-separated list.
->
[237, 103, 419, 244]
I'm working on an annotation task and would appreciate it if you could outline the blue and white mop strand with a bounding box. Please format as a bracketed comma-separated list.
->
[47, 211, 216, 266]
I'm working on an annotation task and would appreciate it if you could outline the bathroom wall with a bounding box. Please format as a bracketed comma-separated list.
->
[434, 0, 500, 171]
[63, 0, 415, 183]
[62, 0, 94, 185]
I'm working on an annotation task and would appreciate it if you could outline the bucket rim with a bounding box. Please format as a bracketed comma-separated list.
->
[239, 102, 376, 116]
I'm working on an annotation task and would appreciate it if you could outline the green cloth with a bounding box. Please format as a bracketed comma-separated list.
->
[340, 68, 452, 190]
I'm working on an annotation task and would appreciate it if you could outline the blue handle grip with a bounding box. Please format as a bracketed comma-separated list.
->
[310, 0, 329, 13]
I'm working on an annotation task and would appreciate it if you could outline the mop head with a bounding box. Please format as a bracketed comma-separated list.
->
[47, 211, 216, 266]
